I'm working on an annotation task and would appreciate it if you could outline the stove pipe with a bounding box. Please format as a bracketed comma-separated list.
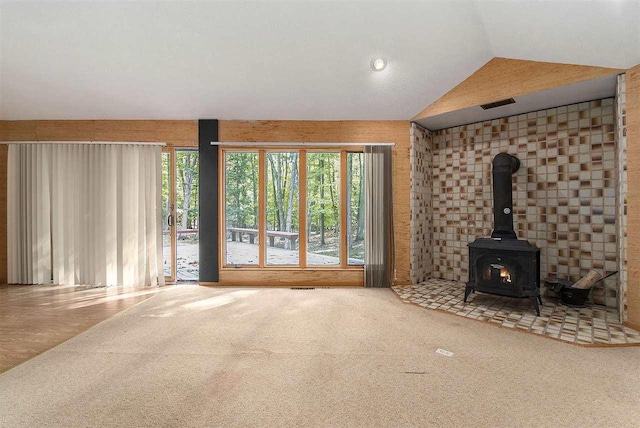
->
[491, 153, 520, 240]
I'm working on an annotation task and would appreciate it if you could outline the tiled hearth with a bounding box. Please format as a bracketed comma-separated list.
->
[392, 279, 640, 346]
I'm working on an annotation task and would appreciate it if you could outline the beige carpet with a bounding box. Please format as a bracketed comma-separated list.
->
[0, 285, 638, 427]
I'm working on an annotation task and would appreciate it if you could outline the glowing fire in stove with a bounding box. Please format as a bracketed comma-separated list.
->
[500, 267, 512, 283]
[487, 263, 512, 283]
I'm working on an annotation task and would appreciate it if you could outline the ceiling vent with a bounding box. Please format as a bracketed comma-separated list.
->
[480, 98, 516, 110]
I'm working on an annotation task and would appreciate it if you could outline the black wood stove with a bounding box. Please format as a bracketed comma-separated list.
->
[464, 153, 542, 315]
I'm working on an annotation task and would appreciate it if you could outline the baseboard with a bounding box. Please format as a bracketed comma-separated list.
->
[204, 268, 364, 287]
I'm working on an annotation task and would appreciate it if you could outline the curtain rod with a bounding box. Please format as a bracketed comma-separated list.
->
[0, 141, 166, 146]
[212, 142, 395, 147]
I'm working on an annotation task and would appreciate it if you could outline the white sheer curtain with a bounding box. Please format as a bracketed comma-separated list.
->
[7, 143, 165, 287]
[364, 145, 395, 288]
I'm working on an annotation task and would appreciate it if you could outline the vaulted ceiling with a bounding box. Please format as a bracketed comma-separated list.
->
[1, 0, 638, 121]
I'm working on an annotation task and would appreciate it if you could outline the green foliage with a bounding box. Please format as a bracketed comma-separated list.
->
[160, 151, 200, 232]
[161, 148, 365, 264]
[221, 150, 364, 260]
[176, 151, 199, 230]
[266, 152, 299, 233]
[347, 152, 365, 255]
[226, 152, 259, 229]
[306, 153, 339, 233]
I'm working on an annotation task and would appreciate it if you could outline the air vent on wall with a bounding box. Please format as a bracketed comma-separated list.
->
[480, 98, 516, 110]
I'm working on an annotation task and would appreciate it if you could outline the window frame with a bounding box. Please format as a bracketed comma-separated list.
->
[219, 146, 364, 271]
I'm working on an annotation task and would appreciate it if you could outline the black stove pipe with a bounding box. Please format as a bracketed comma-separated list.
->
[491, 153, 520, 240]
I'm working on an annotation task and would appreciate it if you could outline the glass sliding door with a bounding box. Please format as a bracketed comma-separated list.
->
[347, 152, 365, 265]
[175, 150, 199, 281]
[306, 152, 340, 266]
[266, 152, 299, 265]
[224, 151, 259, 266]
[162, 148, 201, 282]
[162, 151, 175, 281]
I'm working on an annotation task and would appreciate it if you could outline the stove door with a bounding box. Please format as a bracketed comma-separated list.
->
[474, 254, 524, 297]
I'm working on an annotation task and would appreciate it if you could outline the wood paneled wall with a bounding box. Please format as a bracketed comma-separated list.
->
[0, 120, 197, 147]
[219, 120, 412, 285]
[0, 146, 7, 284]
[0, 120, 197, 285]
[0, 119, 411, 287]
[625, 65, 640, 329]
[215, 269, 364, 287]
[413, 57, 623, 121]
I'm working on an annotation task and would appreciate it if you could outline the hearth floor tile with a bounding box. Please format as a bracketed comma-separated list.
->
[392, 278, 640, 347]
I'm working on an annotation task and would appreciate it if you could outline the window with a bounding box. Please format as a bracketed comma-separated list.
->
[347, 152, 365, 265]
[266, 152, 300, 265]
[306, 153, 340, 266]
[221, 147, 364, 269]
[225, 151, 259, 266]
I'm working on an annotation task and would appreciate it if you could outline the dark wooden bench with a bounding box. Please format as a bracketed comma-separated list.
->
[266, 230, 299, 250]
[227, 227, 299, 249]
[227, 227, 259, 244]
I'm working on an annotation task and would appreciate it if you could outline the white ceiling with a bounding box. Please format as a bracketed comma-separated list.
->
[0, 0, 638, 121]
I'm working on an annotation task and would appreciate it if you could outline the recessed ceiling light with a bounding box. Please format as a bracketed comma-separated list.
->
[371, 57, 387, 72]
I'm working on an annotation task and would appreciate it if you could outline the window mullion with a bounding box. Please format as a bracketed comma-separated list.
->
[299, 150, 307, 268]
[258, 150, 266, 268]
[340, 150, 348, 268]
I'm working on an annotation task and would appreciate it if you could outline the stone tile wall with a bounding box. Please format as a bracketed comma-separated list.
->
[616, 74, 628, 319]
[410, 123, 433, 284]
[431, 98, 619, 307]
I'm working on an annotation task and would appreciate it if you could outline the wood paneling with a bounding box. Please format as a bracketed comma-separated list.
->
[0, 146, 7, 284]
[392, 125, 412, 285]
[154, 120, 198, 144]
[0, 283, 167, 373]
[626, 64, 640, 326]
[413, 57, 623, 121]
[0, 121, 36, 140]
[0, 120, 197, 147]
[36, 120, 97, 141]
[94, 120, 158, 142]
[0, 120, 410, 286]
[624, 320, 640, 331]
[212, 269, 364, 287]
[219, 120, 407, 144]
[219, 120, 412, 285]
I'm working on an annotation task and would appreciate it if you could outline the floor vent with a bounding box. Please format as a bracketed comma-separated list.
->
[290, 287, 315, 290]
[480, 98, 515, 110]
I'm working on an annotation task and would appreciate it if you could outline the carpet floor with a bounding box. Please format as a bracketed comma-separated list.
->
[0, 284, 638, 427]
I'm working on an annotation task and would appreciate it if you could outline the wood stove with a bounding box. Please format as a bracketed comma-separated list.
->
[464, 153, 542, 315]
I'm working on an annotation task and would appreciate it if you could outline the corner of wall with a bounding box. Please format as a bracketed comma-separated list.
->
[615, 73, 628, 321]
[410, 123, 433, 285]
[0, 145, 6, 284]
[624, 64, 640, 327]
